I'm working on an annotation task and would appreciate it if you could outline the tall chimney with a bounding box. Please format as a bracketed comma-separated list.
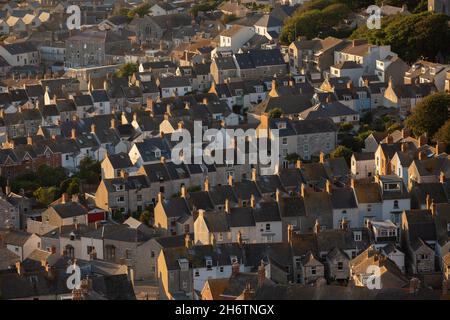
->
[440, 171, 446, 184]
[180, 185, 187, 198]
[71, 128, 76, 140]
[157, 192, 163, 203]
[228, 174, 233, 186]
[287, 224, 293, 244]
[300, 183, 306, 198]
[27, 134, 32, 145]
[325, 179, 332, 194]
[296, 159, 302, 169]
[250, 194, 255, 208]
[251, 168, 257, 181]
[314, 219, 320, 234]
[204, 177, 210, 192]
[257, 260, 266, 287]
[91, 123, 96, 134]
[224, 198, 230, 214]
[275, 188, 281, 203]
[110, 118, 116, 129]
[319, 151, 325, 164]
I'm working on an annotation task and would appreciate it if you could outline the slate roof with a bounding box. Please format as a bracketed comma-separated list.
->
[1, 41, 37, 54]
[51, 202, 88, 219]
[235, 49, 285, 69]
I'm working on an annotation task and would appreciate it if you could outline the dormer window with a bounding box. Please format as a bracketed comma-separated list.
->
[154, 150, 161, 157]
[353, 231, 362, 242]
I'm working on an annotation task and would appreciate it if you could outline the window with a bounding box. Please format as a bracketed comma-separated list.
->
[311, 267, 317, 275]
[116, 196, 125, 203]
[184, 224, 190, 234]
[137, 194, 142, 202]
[65, 245, 75, 259]
[354, 232, 362, 242]
[205, 257, 213, 270]
[87, 246, 95, 254]
[282, 137, 287, 145]
[219, 266, 224, 272]
[105, 245, 116, 261]
[338, 262, 343, 270]
[393, 200, 399, 209]
[195, 270, 199, 277]
[151, 251, 155, 258]
[218, 233, 223, 241]
[265, 223, 270, 231]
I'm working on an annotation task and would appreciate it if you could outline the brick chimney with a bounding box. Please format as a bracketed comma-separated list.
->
[401, 143, 407, 153]
[204, 177, 210, 192]
[90, 124, 96, 134]
[325, 179, 332, 194]
[440, 171, 446, 183]
[296, 159, 302, 169]
[300, 183, 306, 198]
[228, 174, 233, 186]
[250, 194, 255, 208]
[287, 224, 293, 244]
[251, 167, 257, 181]
[431, 200, 437, 218]
[401, 128, 410, 139]
[314, 219, 320, 234]
[386, 134, 393, 144]
[27, 134, 32, 145]
[225, 198, 230, 214]
[160, 156, 165, 164]
[61, 193, 69, 204]
[319, 151, 325, 164]
[419, 135, 427, 147]
[426, 193, 431, 210]
[180, 185, 187, 198]
[71, 128, 76, 140]
[16, 261, 24, 276]
[184, 233, 192, 249]
[350, 178, 356, 189]
[257, 260, 266, 287]
[436, 142, 446, 155]
[275, 188, 281, 203]
[110, 118, 116, 129]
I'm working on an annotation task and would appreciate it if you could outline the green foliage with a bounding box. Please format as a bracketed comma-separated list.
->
[36, 165, 66, 187]
[405, 92, 450, 137]
[76, 157, 101, 185]
[351, 12, 450, 63]
[112, 210, 125, 223]
[268, 108, 282, 118]
[190, 0, 222, 16]
[66, 178, 80, 195]
[33, 186, 59, 206]
[280, 1, 352, 43]
[139, 210, 151, 225]
[127, 3, 150, 18]
[330, 145, 353, 163]
[434, 119, 450, 144]
[374, 0, 427, 13]
[339, 122, 354, 132]
[115, 63, 138, 78]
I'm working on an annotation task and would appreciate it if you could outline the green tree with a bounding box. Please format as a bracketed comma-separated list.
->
[222, 14, 238, 24]
[66, 178, 80, 195]
[351, 12, 450, 63]
[127, 3, 150, 18]
[139, 210, 151, 225]
[405, 92, 450, 137]
[33, 186, 59, 206]
[434, 119, 450, 144]
[330, 145, 353, 163]
[268, 108, 282, 118]
[115, 63, 138, 78]
[76, 157, 101, 184]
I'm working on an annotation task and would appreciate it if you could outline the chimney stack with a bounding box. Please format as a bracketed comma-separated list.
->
[257, 260, 266, 288]
[436, 142, 446, 155]
[325, 179, 332, 194]
[71, 128, 76, 140]
[314, 219, 320, 234]
[110, 118, 116, 129]
[225, 198, 230, 214]
[275, 188, 281, 203]
[401, 128, 410, 139]
[61, 193, 69, 204]
[440, 171, 446, 184]
[296, 159, 302, 169]
[204, 177, 210, 192]
[287, 224, 293, 244]
[250, 194, 255, 208]
[120, 169, 128, 179]
[419, 135, 427, 147]
[401, 143, 407, 153]
[300, 183, 306, 198]
[228, 174, 233, 186]
[157, 192, 163, 203]
[426, 193, 431, 210]
[180, 185, 187, 198]
[251, 168, 257, 182]
[386, 134, 393, 144]
[27, 134, 32, 145]
[431, 200, 437, 218]
[319, 151, 325, 164]
[419, 151, 426, 160]
[90, 124, 96, 134]
[350, 178, 356, 189]
[184, 233, 192, 249]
